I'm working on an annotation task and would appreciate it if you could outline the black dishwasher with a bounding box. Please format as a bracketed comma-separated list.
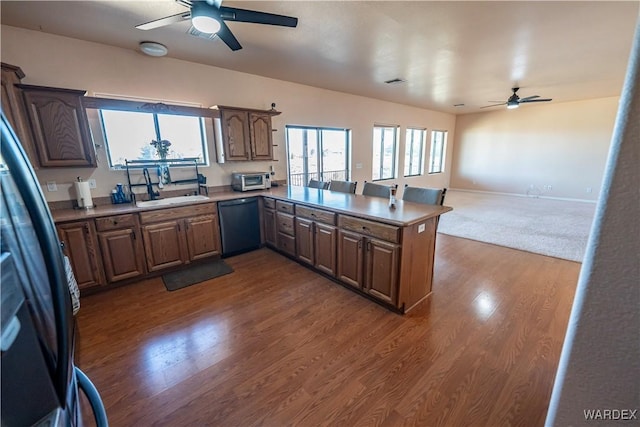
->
[218, 197, 261, 257]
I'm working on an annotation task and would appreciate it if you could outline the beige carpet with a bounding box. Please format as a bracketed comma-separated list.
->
[437, 190, 596, 262]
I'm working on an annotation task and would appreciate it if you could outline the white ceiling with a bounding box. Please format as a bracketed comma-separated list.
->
[1, 1, 638, 114]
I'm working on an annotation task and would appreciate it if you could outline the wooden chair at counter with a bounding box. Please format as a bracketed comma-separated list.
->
[328, 180, 357, 194]
[402, 185, 447, 206]
[362, 181, 396, 198]
[308, 179, 330, 189]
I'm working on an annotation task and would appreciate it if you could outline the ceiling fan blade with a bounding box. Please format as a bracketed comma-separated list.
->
[480, 103, 506, 109]
[219, 6, 298, 27]
[136, 12, 191, 30]
[205, 0, 223, 8]
[216, 20, 242, 51]
[519, 95, 540, 102]
[520, 98, 552, 103]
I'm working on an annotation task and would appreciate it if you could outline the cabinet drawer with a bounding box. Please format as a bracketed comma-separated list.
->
[276, 212, 295, 236]
[276, 200, 295, 214]
[95, 214, 138, 231]
[140, 203, 216, 224]
[338, 215, 400, 243]
[263, 197, 276, 210]
[295, 205, 336, 225]
[277, 232, 296, 257]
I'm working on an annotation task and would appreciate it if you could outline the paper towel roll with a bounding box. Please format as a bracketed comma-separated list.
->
[74, 181, 93, 209]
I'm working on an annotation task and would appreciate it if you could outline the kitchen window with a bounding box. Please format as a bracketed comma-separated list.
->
[99, 109, 208, 168]
[429, 130, 447, 174]
[404, 127, 426, 177]
[372, 125, 398, 181]
[286, 126, 351, 187]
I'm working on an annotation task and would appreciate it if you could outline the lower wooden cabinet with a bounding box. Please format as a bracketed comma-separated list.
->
[141, 220, 187, 272]
[57, 220, 104, 290]
[314, 223, 337, 277]
[337, 230, 399, 304]
[98, 228, 145, 282]
[185, 214, 220, 261]
[365, 238, 399, 305]
[263, 207, 277, 247]
[337, 229, 364, 289]
[96, 213, 146, 283]
[140, 205, 221, 273]
[295, 217, 314, 265]
[57, 202, 222, 294]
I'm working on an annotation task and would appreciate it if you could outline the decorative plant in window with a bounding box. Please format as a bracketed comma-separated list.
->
[150, 139, 172, 160]
[150, 139, 172, 185]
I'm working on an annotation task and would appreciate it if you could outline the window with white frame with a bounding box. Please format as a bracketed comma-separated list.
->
[286, 126, 350, 187]
[429, 130, 447, 174]
[404, 127, 426, 177]
[372, 125, 398, 181]
[100, 110, 208, 168]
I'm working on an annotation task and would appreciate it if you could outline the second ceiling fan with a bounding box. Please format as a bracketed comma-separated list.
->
[481, 87, 552, 109]
[136, 0, 298, 51]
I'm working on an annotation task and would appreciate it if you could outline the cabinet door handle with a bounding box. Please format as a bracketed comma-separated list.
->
[177, 223, 181, 232]
[367, 241, 371, 252]
[132, 230, 136, 240]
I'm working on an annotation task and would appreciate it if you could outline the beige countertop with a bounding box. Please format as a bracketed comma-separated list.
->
[51, 185, 452, 226]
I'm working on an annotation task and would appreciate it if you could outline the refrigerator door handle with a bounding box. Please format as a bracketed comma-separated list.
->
[75, 366, 108, 427]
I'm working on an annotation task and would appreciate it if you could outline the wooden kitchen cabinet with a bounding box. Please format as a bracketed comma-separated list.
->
[139, 203, 220, 273]
[219, 108, 251, 161]
[1, 63, 39, 167]
[141, 220, 187, 272]
[314, 223, 337, 277]
[337, 229, 399, 304]
[337, 229, 364, 289]
[96, 214, 146, 283]
[18, 84, 96, 167]
[215, 106, 280, 161]
[262, 197, 277, 247]
[185, 214, 220, 261]
[57, 220, 105, 290]
[295, 217, 314, 265]
[248, 112, 273, 160]
[365, 238, 399, 305]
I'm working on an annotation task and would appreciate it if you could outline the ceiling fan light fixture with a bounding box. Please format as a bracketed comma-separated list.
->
[139, 41, 168, 57]
[191, 3, 221, 34]
[507, 102, 519, 109]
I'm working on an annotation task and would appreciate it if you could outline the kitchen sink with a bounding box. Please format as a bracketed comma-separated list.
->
[136, 195, 209, 208]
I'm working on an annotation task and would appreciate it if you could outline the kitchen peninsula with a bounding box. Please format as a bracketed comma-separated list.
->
[53, 186, 451, 314]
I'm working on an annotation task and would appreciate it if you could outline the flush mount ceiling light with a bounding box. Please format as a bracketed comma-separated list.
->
[191, 1, 221, 34]
[139, 41, 168, 57]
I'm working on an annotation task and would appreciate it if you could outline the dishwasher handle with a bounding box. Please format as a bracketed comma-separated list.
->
[218, 197, 258, 207]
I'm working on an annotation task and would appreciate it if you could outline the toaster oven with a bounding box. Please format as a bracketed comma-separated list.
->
[231, 172, 272, 192]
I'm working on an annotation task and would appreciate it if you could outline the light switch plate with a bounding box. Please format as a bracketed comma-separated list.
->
[88, 179, 97, 189]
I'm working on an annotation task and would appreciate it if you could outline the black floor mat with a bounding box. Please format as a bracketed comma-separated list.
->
[162, 260, 234, 291]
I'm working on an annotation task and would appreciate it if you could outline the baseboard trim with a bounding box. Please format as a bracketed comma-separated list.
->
[449, 188, 598, 204]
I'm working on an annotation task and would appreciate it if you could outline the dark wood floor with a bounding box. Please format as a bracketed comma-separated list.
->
[76, 234, 580, 426]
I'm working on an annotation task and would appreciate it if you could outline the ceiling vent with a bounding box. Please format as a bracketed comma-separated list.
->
[187, 26, 218, 41]
[384, 78, 406, 85]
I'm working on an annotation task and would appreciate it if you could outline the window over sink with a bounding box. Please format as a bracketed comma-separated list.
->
[85, 96, 213, 169]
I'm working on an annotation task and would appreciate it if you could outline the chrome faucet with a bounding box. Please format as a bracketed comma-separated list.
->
[142, 168, 160, 200]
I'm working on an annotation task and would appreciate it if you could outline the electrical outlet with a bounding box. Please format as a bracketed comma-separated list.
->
[356, 163, 363, 169]
[586, 187, 593, 193]
[46, 181, 57, 192]
[88, 179, 97, 189]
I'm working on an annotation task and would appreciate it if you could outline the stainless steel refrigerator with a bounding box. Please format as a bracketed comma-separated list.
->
[1, 113, 108, 426]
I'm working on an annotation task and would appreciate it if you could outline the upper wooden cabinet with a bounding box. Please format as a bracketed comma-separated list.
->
[18, 84, 97, 167]
[1, 63, 39, 167]
[214, 106, 280, 162]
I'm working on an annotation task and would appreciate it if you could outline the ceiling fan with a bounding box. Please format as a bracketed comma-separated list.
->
[481, 87, 552, 109]
[136, 0, 298, 51]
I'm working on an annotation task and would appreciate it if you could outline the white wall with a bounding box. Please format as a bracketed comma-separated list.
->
[1, 25, 456, 202]
[450, 98, 619, 201]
